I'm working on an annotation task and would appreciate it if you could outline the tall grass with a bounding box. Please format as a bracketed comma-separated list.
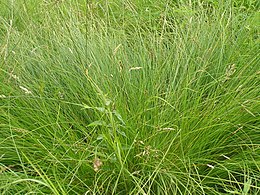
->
[0, 0, 259, 194]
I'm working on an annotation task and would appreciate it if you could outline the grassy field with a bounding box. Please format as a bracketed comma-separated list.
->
[0, 0, 259, 194]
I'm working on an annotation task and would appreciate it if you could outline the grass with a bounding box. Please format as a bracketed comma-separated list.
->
[0, 0, 259, 194]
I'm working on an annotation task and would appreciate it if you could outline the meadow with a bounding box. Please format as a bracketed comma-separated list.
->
[0, 0, 259, 194]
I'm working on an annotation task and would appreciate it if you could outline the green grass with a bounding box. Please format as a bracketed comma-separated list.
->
[0, 0, 259, 194]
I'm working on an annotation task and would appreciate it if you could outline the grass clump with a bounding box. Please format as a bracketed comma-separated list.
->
[0, 0, 259, 194]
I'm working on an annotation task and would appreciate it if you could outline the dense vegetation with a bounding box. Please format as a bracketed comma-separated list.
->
[0, 0, 259, 194]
